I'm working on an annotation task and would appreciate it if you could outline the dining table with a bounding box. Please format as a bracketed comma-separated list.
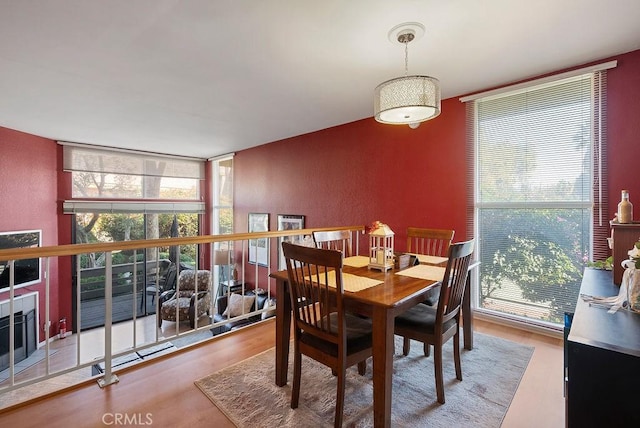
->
[270, 254, 479, 427]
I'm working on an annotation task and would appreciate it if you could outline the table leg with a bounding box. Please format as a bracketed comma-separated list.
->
[275, 278, 291, 386]
[463, 273, 473, 350]
[372, 306, 393, 428]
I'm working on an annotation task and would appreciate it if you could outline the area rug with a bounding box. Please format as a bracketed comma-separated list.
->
[195, 333, 533, 427]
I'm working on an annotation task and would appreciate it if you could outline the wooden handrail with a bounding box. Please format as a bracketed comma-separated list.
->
[0, 225, 365, 261]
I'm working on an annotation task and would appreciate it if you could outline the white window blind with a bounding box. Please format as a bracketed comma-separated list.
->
[466, 66, 611, 328]
[63, 200, 205, 214]
[61, 143, 205, 179]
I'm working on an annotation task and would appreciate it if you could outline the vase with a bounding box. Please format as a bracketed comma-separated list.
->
[623, 260, 640, 313]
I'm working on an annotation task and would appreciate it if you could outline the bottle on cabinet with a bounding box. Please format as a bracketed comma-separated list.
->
[617, 190, 633, 223]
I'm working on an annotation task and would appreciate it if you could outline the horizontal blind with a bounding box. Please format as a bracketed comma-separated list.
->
[61, 143, 205, 179]
[591, 71, 609, 262]
[474, 73, 596, 326]
[477, 74, 593, 205]
[63, 200, 205, 214]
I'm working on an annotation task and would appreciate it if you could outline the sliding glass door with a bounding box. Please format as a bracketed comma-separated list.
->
[74, 212, 199, 330]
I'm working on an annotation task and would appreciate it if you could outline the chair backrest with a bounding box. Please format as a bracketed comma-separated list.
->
[436, 239, 474, 325]
[176, 269, 211, 295]
[407, 227, 455, 257]
[163, 264, 178, 290]
[312, 230, 353, 257]
[282, 241, 345, 346]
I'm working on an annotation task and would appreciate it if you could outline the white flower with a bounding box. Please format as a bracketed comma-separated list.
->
[629, 245, 640, 260]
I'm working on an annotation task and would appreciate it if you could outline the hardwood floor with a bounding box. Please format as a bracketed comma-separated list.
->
[0, 318, 564, 427]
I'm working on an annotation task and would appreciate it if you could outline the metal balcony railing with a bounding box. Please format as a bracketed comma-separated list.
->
[0, 225, 364, 406]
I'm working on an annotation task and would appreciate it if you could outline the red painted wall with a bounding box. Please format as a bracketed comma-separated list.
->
[235, 96, 466, 243]
[607, 50, 640, 208]
[0, 127, 60, 340]
[235, 49, 640, 293]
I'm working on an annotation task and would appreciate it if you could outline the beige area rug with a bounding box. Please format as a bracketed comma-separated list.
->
[195, 333, 533, 427]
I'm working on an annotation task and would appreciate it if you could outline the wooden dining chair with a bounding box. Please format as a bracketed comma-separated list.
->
[282, 241, 372, 428]
[407, 227, 455, 257]
[394, 239, 474, 404]
[404, 227, 455, 355]
[312, 230, 353, 257]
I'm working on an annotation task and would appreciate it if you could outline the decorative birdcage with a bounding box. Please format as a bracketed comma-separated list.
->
[368, 221, 395, 271]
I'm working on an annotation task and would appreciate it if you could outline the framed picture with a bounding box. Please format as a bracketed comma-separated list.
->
[248, 213, 269, 266]
[0, 229, 42, 291]
[277, 215, 310, 270]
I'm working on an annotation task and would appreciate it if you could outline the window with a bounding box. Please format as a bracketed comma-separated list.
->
[463, 63, 614, 328]
[60, 143, 206, 328]
[211, 156, 234, 235]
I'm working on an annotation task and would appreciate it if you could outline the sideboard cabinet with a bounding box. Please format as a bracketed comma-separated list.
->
[565, 268, 640, 427]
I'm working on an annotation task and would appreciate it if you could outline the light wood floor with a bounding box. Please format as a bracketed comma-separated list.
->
[0, 318, 564, 427]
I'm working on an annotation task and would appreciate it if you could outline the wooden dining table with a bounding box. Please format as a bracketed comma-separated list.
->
[270, 255, 478, 427]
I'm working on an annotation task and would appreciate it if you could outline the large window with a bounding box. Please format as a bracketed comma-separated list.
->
[465, 63, 613, 328]
[61, 143, 206, 329]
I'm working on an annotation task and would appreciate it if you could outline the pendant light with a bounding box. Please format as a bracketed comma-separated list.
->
[374, 22, 441, 128]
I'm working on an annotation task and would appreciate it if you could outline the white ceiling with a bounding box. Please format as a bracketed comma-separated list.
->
[1, 1, 639, 159]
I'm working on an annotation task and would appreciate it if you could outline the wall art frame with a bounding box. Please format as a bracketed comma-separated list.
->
[0, 229, 42, 291]
[277, 214, 309, 270]
[248, 213, 269, 267]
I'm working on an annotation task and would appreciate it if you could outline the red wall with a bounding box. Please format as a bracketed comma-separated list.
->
[235, 96, 467, 245]
[235, 49, 640, 289]
[0, 127, 60, 340]
[607, 50, 640, 206]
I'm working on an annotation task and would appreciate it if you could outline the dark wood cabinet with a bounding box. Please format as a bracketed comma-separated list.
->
[610, 221, 640, 284]
[566, 268, 640, 427]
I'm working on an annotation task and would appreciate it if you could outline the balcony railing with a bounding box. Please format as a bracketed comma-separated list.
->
[0, 225, 364, 405]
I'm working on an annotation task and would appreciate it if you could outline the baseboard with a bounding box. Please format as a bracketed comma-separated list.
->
[474, 310, 563, 339]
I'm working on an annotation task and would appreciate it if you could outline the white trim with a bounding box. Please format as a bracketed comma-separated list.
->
[474, 309, 563, 339]
[207, 153, 235, 162]
[459, 60, 617, 102]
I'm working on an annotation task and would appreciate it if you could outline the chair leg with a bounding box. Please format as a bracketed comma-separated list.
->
[423, 343, 431, 357]
[357, 360, 366, 375]
[453, 332, 462, 381]
[291, 348, 301, 409]
[334, 365, 346, 428]
[434, 343, 445, 404]
[403, 337, 411, 356]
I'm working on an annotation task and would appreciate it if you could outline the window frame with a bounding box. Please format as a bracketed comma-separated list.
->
[462, 62, 615, 329]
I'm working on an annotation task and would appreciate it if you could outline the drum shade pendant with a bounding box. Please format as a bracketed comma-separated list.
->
[374, 23, 441, 128]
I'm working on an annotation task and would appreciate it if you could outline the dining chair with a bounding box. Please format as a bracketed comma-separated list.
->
[407, 227, 455, 257]
[405, 227, 455, 355]
[312, 230, 353, 257]
[282, 241, 372, 428]
[394, 239, 474, 404]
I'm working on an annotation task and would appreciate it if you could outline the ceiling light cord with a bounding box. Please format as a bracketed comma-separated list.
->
[404, 41, 409, 76]
[398, 31, 414, 76]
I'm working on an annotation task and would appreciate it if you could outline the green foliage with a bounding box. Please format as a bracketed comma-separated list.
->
[218, 208, 233, 234]
[586, 256, 613, 270]
[75, 213, 200, 268]
[99, 214, 145, 241]
[480, 208, 587, 323]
